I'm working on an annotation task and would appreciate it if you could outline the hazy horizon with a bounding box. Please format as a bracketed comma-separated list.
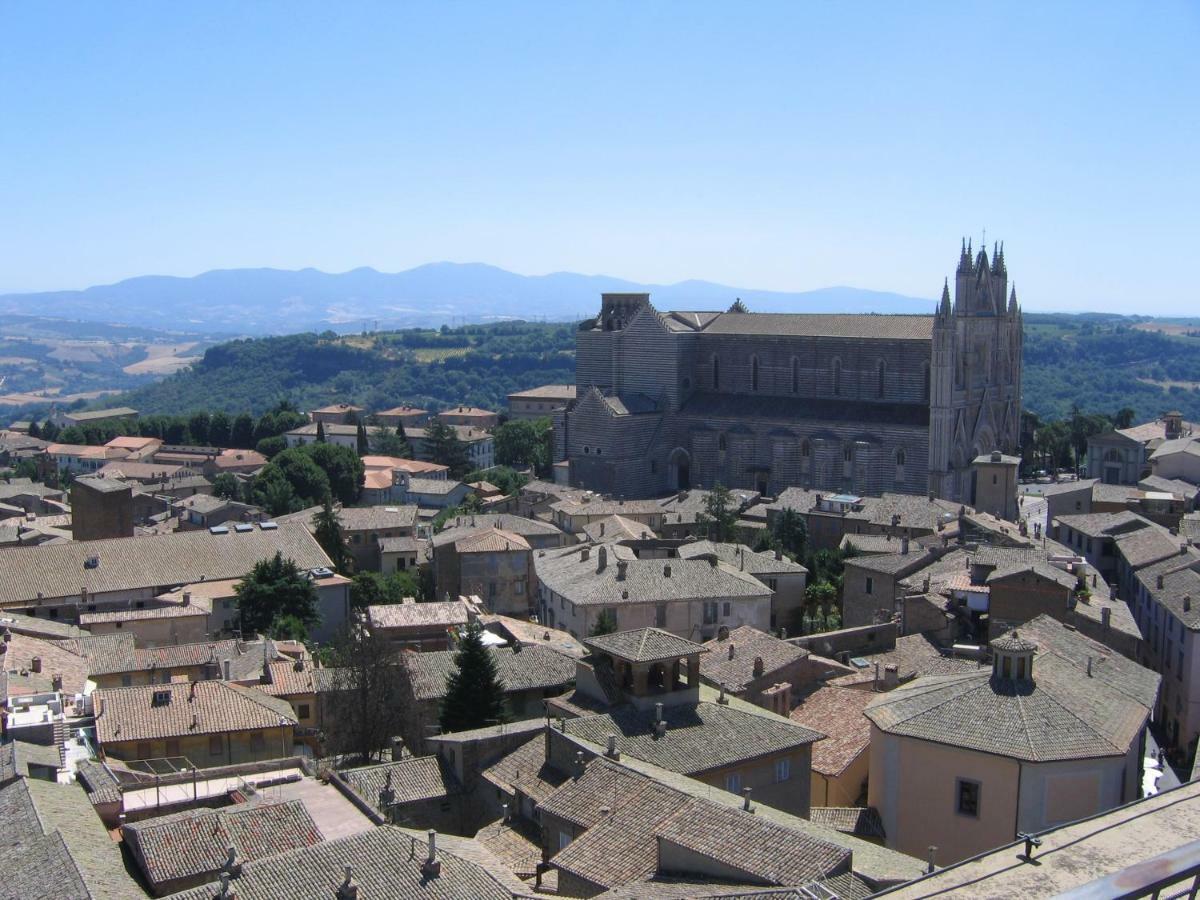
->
[2, 2, 1197, 313]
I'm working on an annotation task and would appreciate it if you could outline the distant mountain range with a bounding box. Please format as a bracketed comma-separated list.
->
[0, 263, 938, 335]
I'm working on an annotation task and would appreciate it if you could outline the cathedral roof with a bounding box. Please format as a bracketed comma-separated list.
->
[696, 313, 935, 340]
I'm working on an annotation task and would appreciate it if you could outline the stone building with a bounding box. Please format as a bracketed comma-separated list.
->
[560, 242, 1022, 504]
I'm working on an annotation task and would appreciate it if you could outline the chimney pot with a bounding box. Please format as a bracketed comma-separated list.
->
[1087, 656, 1094, 677]
[598, 546, 607, 572]
[728, 643, 735, 660]
[223, 659, 232, 681]
[663, 564, 671, 578]
[31, 656, 41, 674]
[1185, 596, 1192, 613]
[1102, 607, 1112, 629]
[606, 734, 619, 759]
[753, 656, 765, 677]
[1158, 575, 1165, 589]
[655, 702, 664, 723]
[421, 831, 441, 878]
[742, 786, 753, 811]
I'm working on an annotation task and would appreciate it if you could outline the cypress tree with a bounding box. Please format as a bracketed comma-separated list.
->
[439, 622, 506, 734]
[356, 422, 369, 456]
[315, 420, 327, 443]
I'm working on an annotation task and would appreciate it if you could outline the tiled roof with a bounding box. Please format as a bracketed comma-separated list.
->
[699, 312, 935, 340]
[360, 455, 447, 475]
[0, 632, 89, 697]
[0, 739, 63, 780]
[404, 644, 575, 702]
[866, 615, 1158, 762]
[508, 384, 576, 400]
[583, 514, 652, 543]
[95, 680, 297, 744]
[536, 543, 770, 606]
[480, 733, 568, 804]
[550, 498, 664, 517]
[678, 541, 808, 576]
[123, 800, 322, 888]
[432, 513, 563, 547]
[584, 627, 707, 663]
[407, 476, 464, 495]
[367, 600, 472, 631]
[337, 504, 418, 532]
[990, 630, 1038, 653]
[825, 633, 981, 688]
[340, 755, 459, 809]
[1139, 562, 1200, 631]
[75, 759, 122, 806]
[0, 777, 144, 898]
[255, 658, 322, 696]
[455, 527, 531, 553]
[807, 807, 885, 839]
[57, 633, 138, 677]
[654, 800, 850, 886]
[1054, 509, 1152, 539]
[0, 610, 84, 640]
[167, 824, 523, 900]
[1139, 475, 1200, 497]
[789, 685, 874, 777]
[0, 523, 331, 607]
[700, 626, 808, 692]
[79, 599, 211, 625]
[564, 701, 822, 775]
[1116, 526, 1188, 569]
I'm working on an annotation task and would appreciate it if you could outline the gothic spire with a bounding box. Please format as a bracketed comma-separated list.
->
[940, 278, 952, 316]
[1008, 284, 1019, 314]
[958, 238, 973, 275]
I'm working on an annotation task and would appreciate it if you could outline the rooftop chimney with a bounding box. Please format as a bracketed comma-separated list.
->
[1158, 575, 1165, 589]
[742, 787, 753, 811]
[717, 683, 728, 705]
[217, 873, 235, 899]
[337, 864, 359, 899]
[883, 664, 899, 690]
[574, 750, 585, 779]
[1087, 657, 1094, 677]
[223, 845, 242, 876]
[51, 673, 63, 692]
[1102, 607, 1112, 630]
[1186, 596, 1193, 613]
[422, 831, 441, 878]
[223, 659, 232, 681]
[597, 546, 607, 572]
[663, 564, 671, 578]
[901, 537, 910, 555]
[581, 547, 590, 562]
[606, 734, 620, 760]
[182, 591, 191, 606]
[31, 657, 41, 674]
[753, 656, 765, 678]
[616, 560, 628, 581]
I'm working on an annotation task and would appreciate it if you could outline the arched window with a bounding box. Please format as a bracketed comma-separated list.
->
[844, 444, 854, 462]
[832, 359, 842, 397]
[877, 360, 886, 398]
[751, 355, 759, 392]
[791, 357, 800, 394]
[712, 355, 720, 390]
[895, 448, 906, 466]
[800, 440, 810, 458]
[718, 433, 727, 452]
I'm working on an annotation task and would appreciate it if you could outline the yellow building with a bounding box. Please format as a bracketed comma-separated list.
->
[865, 615, 1159, 865]
[94, 680, 297, 767]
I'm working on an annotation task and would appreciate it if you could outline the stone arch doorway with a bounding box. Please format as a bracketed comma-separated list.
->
[668, 447, 691, 491]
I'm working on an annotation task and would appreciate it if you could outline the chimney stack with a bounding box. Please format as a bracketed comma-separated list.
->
[422, 831, 441, 878]
[31, 657, 42, 674]
[1087, 657, 1094, 677]
[606, 734, 620, 760]
[224, 846, 241, 876]
[728, 643, 736, 660]
[1158, 574, 1165, 589]
[51, 673, 63, 692]
[901, 536, 910, 555]
[717, 683, 728, 704]
[217, 873, 236, 899]
[616, 560, 628, 580]
[1102, 607, 1111, 630]
[742, 787, 753, 811]
[182, 590, 191, 606]
[581, 547, 590, 562]
[337, 864, 359, 899]
[223, 659, 232, 681]
[1185, 595, 1192, 613]
[574, 751, 585, 779]
[663, 564, 672, 578]
[654, 702, 667, 738]
[753, 656, 765, 678]
[597, 546, 607, 572]
[883, 664, 899, 690]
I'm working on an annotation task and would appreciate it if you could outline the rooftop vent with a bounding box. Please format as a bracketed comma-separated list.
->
[209, 525, 229, 535]
[259, 521, 278, 530]
[234, 523, 253, 533]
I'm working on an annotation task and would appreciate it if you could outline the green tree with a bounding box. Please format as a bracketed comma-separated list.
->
[493, 418, 550, 470]
[27, 421, 41, 438]
[212, 472, 241, 501]
[463, 465, 527, 497]
[233, 551, 319, 636]
[805, 581, 838, 631]
[369, 426, 409, 458]
[356, 422, 369, 456]
[348, 570, 422, 609]
[231, 413, 255, 449]
[395, 421, 412, 457]
[771, 508, 807, 559]
[255, 435, 287, 459]
[188, 412, 211, 446]
[1113, 406, 1136, 429]
[313, 498, 352, 574]
[424, 419, 470, 478]
[301, 442, 364, 505]
[209, 411, 233, 447]
[439, 622, 507, 734]
[250, 465, 300, 515]
[590, 609, 618, 636]
[267, 449, 332, 507]
[315, 420, 327, 443]
[697, 483, 738, 543]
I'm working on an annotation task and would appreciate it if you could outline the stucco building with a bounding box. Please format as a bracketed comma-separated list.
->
[560, 242, 1022, 504]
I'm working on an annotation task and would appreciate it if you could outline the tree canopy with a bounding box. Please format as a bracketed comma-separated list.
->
[439, 622, 506, 734]
[233, 551, 319, 637]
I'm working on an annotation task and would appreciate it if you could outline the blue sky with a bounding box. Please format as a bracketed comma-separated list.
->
[1, 2, 1197, 313]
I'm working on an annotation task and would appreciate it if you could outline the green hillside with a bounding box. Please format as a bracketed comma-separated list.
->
[98, 314, 1200, 425]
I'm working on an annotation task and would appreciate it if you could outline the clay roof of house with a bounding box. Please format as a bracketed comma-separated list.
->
[481, 733, 568, 804]
[74, 759, 122, 806]
[360, 454, 447, 475]
[1115, 526, 1188, 569]
[94, 680, 297, 744]
[865, 616, 1159, 762]
[376, 405, 428, 416]
[699, 626, 808, 693]
[0, 739, 63, 781]
[437, 406, 497, 417]
[788, 685, 874, 778]
[563, 701, 822, 776]
[104, 435, 160, 451]
[433, 514, 563, 547]
[535, 544, 769, 606]
[312, 403, 362, 414]
[123, 800, 322, 889]
[78, 598, 212, 625]
[408, 477, 465, 495]
[167, 825, 526, 900]
[807, 807, 885, 840]
[1054, 509, 1153, 539]
[0, 631, 90, 698]
[0, 778, 144, 898]
[64, 407, 138, 422]
[508, 385, 577, 400]
[678, 541, 808, 576]
[256, 658, 321, 697]
[337, 504, 419, 531]
[339, 756, 460, 811]
[403, 644, 576, 702]
[210, 449, 268, 470]
[454, 527, 531, 554]
[367, 599, 472, 632]
[45, 443, 129, 459]
[1137, 560, 1200, 631]
[584, 627, 707, 664]
[583, 514, 653, 543]
[0, 523, 331, 608]
[825, 633, 982, 689]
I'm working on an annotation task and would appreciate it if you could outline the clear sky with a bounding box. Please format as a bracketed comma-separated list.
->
[1, 2, 1197, 313]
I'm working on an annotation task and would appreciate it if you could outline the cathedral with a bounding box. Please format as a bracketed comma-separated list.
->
[557, 241, 1023, 504]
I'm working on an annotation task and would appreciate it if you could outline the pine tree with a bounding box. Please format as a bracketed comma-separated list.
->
[312, 497, 351, 574]
[395, 423, 413, 459]
[356, 422, 369, 456]
[315, 420, 327, 443]
[439, 622, 506, 733]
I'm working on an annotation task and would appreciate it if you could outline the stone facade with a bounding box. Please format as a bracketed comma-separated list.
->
[560, 243, 1022, 505]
